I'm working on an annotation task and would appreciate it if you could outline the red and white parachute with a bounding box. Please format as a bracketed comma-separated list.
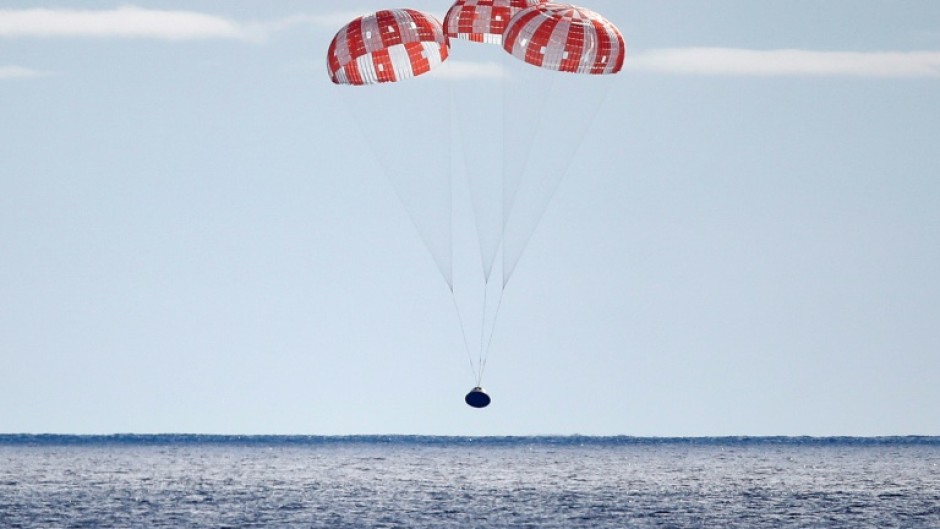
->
[327, 9, 450, 85]
[444, 0, 545, 44]
[503, 4, 625, 74]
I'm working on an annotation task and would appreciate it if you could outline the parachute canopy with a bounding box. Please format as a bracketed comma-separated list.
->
[503, 3, 625, 74]
[327, 9, 450, 85]
[444, 0, 545, 44]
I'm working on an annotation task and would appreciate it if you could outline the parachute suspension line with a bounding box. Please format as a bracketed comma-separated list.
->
[501, 71, 559, 289]
[477, 281, 489, 385]
[502, 75, 617, 288]
[501, 74, 553, 230]
[478, 283, 506, 385]
[339, 88, 454, 290]
[449, 287, 478, 383]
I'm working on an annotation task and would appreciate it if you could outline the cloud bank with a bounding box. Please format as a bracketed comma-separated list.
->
[4, 7, 937, 81]
[628, 48, 940, 78]
[0, 6, 245, 40]
[249, 12, 371, 34]
[0, 65, 51, 79]
[0, 6, 368, 41]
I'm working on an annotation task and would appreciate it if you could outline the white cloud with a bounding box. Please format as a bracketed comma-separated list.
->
[0, 6, 248, 40]
[628, 48, 940, 78]
[0, 65, 52, 79]
[0, 7, 370, 41]
[248, 11, 372, 34]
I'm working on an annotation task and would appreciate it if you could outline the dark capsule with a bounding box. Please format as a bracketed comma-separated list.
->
[465, 387, 491, 409]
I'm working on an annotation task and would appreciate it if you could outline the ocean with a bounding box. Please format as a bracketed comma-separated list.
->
[1, 436, 938, 528]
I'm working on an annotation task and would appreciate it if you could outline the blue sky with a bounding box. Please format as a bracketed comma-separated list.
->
[2, 1, 939, 436]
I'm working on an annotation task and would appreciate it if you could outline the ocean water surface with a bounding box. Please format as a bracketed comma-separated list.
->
[1, 435, 939, 528]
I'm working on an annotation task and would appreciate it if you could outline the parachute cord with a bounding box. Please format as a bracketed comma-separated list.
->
[477, 281, 489, 385]
[450, 288, 478, 383]
[340, 89, 454, 290]
[502, 76, 616, 288]
[478, 284, 506, 385]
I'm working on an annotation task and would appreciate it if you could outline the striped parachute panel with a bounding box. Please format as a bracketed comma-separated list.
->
[444, 0, 545, 44]
[328, 9, 450, 85]
[502, 3, 625, 74]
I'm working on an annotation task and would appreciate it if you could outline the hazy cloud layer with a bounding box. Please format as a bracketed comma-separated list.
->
[5, 7, 938, 81]
[249, 12, 371, 34]
[0, 6, 366, 41]
[0, 65, 51, 79]
[0, 6, 248, 40]
[629, 48, 940, 78]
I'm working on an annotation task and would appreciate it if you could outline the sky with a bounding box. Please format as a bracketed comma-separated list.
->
[2, 1, 939, 436]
